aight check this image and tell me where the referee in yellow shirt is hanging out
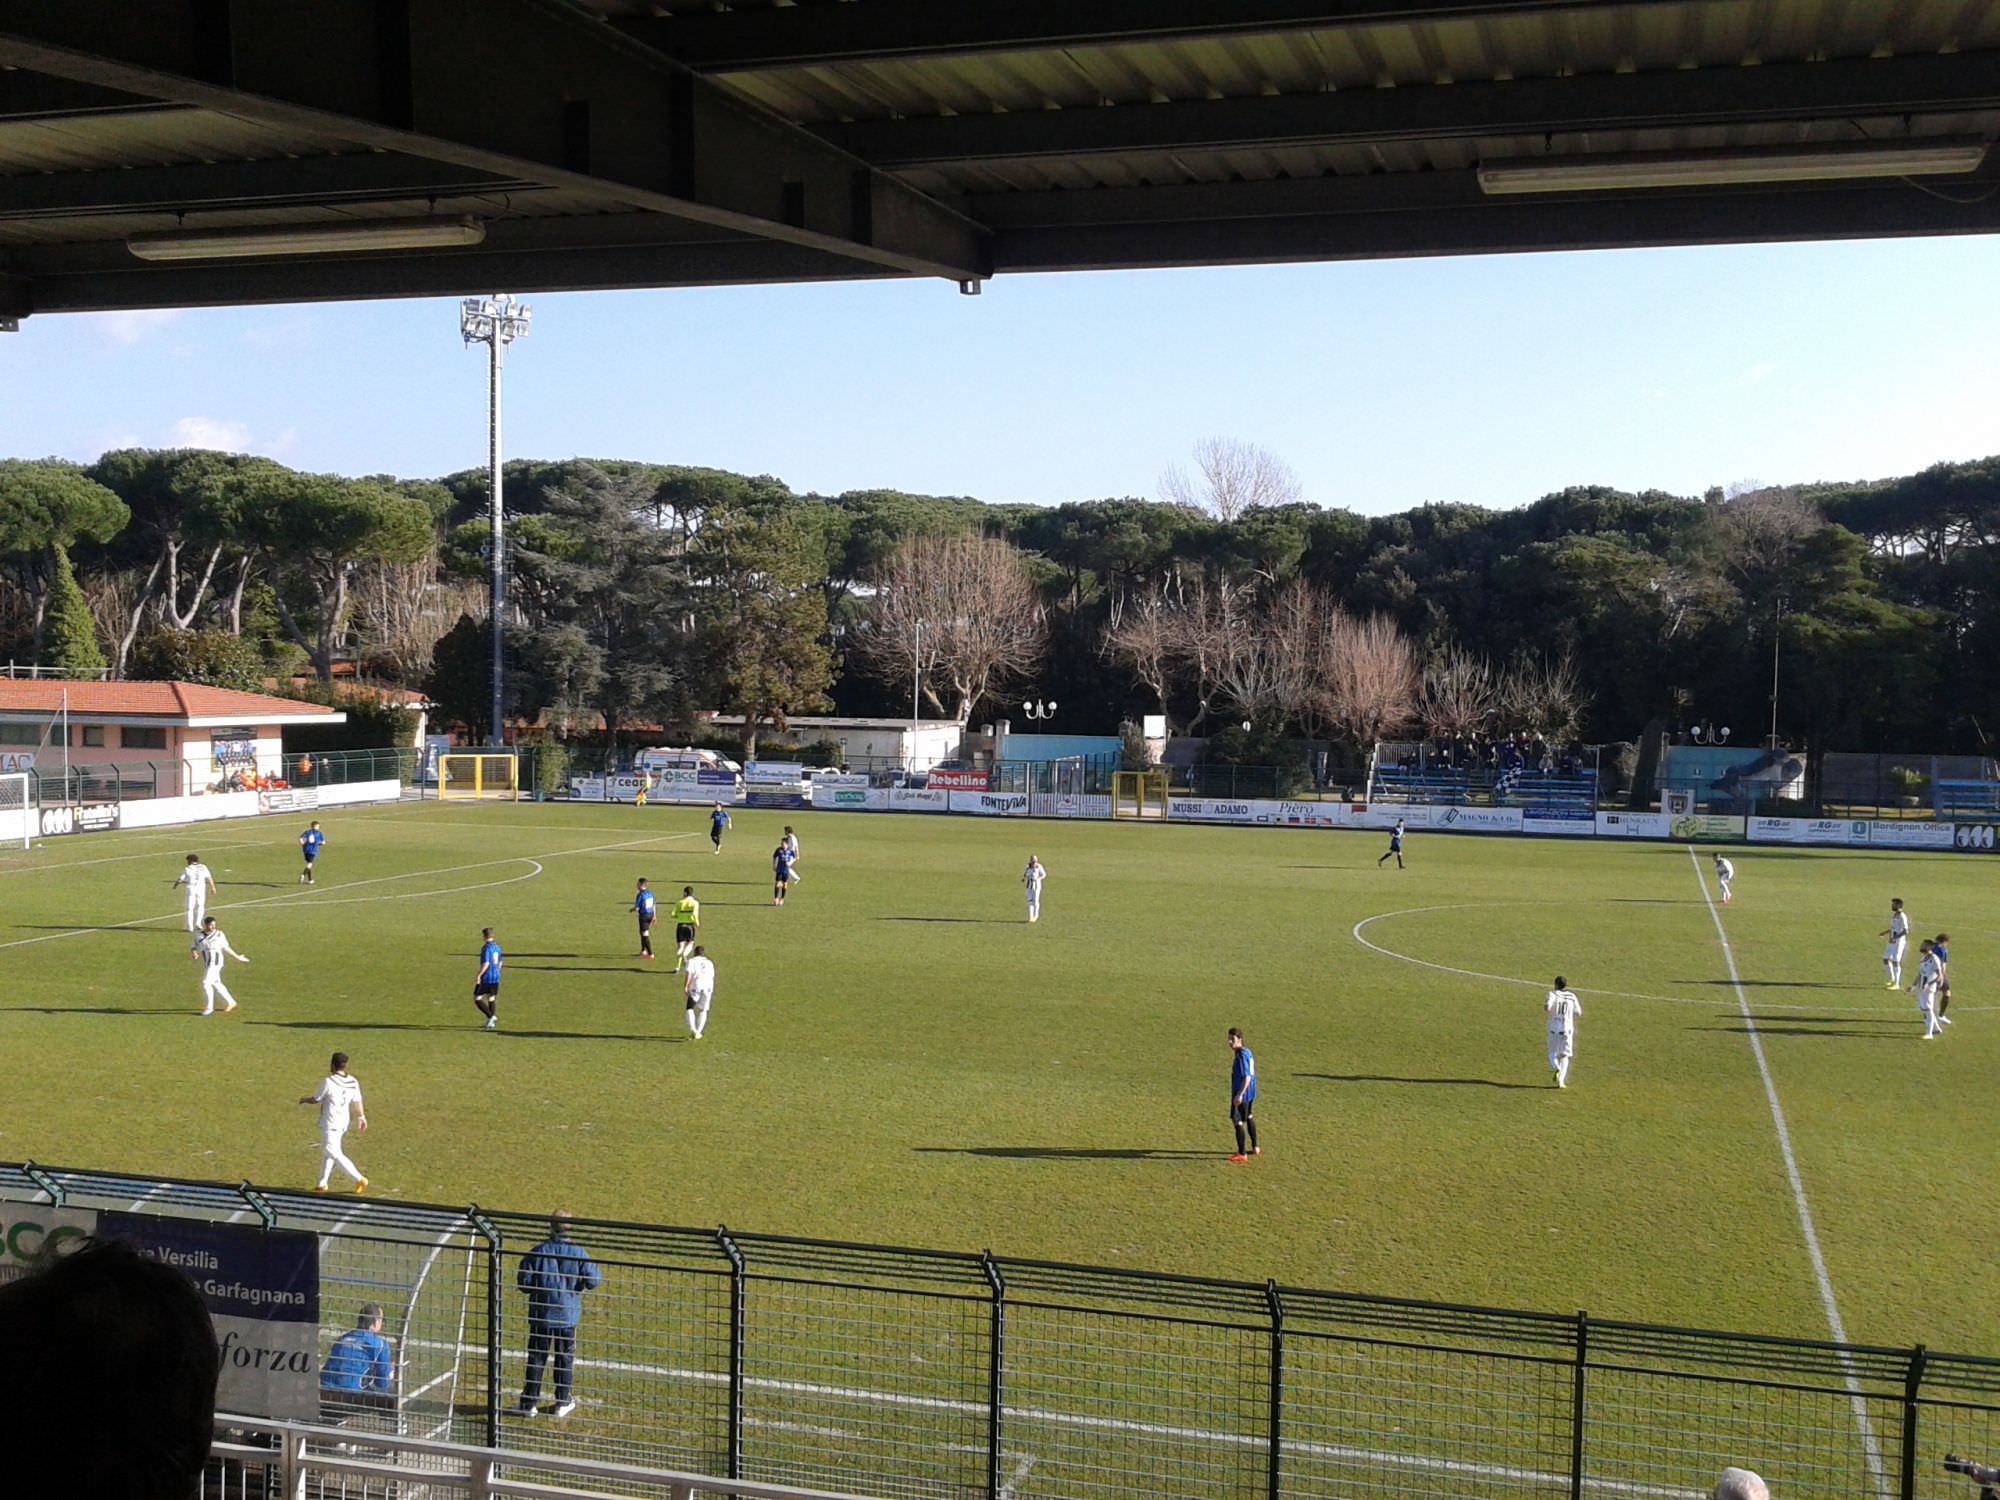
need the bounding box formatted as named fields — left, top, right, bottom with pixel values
left=671, top=886, right=700, bottom=973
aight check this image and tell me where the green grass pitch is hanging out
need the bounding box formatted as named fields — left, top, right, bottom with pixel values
left=1, top=800, right=1993, bottom=1353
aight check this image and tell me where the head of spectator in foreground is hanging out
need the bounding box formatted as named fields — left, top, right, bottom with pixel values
left=356, top=1300, right=383, bottom=1331
left=0, top=1237, right=219, bottom=1500
left=549, top=1209, right=574, bottom=1239
left=1712, top=1468, right=1770, bottom=1500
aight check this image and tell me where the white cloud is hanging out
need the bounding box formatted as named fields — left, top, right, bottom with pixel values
left=80, top=309, right=184, bottom=346
left=171, top=416, right=252, bottom=451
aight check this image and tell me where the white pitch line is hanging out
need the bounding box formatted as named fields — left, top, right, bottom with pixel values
left=399, top=1333, right=1695, bottom=1500
left=0, top=829, right=289, bottom=876
left=1351, top=902, right=1993, bottom=1013
left=0, top=830, right=697, bottom=953
left=1686, top=847, right=1885, bottom=1492
left=997, top=1452, right=1037, bottom=1500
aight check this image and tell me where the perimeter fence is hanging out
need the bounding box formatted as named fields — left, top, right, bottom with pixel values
left=5, top=1162, right=1997, bottom=1500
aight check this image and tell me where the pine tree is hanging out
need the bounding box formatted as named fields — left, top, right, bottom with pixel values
left=42, top=545, right=106, bottom=675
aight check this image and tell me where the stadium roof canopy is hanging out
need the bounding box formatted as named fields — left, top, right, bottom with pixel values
left=1, top=0, right=1997, bottom=320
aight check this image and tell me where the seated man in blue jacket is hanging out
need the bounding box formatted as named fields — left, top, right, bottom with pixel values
left=321, top=1302, right=394, bottom=1394
left=516, top=1210, right=602, bottom=1418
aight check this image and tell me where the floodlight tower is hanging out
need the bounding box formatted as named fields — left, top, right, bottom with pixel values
left=460, top=293, right=532, bottom=746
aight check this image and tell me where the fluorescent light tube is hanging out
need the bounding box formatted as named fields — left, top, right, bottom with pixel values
left=128, top=217, right=486, bottom=261
left=1477, top=142, right=1988, bottom=194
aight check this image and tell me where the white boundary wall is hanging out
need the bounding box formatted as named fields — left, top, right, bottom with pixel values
left=6, top=779, right=402, bottom=841
left=805, top=790, right=1990, bottom=853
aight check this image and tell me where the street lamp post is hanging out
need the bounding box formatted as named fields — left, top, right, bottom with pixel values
left=460, top=294, right=532, bottom=747
left=1767, top=595, right=1785, bottom=750
left=1022, top=699, right=1058, bottom=721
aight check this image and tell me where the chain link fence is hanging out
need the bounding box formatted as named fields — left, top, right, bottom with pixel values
left=6, top=1163, right=1996, bottom=1500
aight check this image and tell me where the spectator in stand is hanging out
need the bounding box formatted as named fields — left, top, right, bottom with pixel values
left=0, top=1237, right=219, bottom=1500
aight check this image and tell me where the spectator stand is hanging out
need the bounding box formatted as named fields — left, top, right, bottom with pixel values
left=1369, top=740, right=1601, bottom=811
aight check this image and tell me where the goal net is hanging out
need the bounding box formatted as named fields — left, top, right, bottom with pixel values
left=437, top=753, right=520, bottom=801
left=0, top=771, right=33, bottom=849
left=1111, top=769, right=1170, bottom=820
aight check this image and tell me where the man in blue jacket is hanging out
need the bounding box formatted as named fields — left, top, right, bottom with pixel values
left=321, top=1302, right=394, bottom=1394
left=515, top=1211, right=602, bottom=1418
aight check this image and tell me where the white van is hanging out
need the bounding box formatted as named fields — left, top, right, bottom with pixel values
left=634, top=746, right=742, bottom=777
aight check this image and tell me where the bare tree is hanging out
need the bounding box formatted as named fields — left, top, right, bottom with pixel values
left=1421, top=640, right=1498, bottom=739
left=352, top=550, right=474, bottom=685
left=82, top=568, right=149, bottom=678
left=1499, top=648, right=1589, bottom=742
left=855, top=533, right=1047, bottom=724
left=1104, top=582, right=1181, bottom=721
left=1710, top=486, right=1821, bottom=585
left=1317, top=611, right=1419, bottom=753
left=1159, top=437, right=1303, bottom=521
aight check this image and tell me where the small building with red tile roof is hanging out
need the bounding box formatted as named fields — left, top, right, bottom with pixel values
left=0, top=679, right=344, bottom=794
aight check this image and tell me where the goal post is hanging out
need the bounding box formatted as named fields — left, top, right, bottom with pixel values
left=0, top=770, right=33, bottom=849
left=1111, top=769, right=1170, bottom=820
left=437, top=753, right=520, bottom=801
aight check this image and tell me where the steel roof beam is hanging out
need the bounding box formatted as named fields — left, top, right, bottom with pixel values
left=824, top=51, right=2000, bottom=166
left=623, top=0, right=1693, bottom=72
left=0, top=0, right=989, bottom=281
left=0, top=68, right=171, bottom=119
left=0, top=153, right=532, bottom=219
left=990, top=168, right=2000, bottom=269
left=13, top=235, right=892, bottom=314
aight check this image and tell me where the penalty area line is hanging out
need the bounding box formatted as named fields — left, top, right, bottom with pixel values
left=1686, top=846, right=1884, bottom=1491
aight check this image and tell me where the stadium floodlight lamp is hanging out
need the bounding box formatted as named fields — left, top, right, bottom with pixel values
left=129, top=217, right=485, bottom=261
left=1476, top=141, right=1988, bottom=195
left=461, top=295, right=533, bottom=748
left=1023, top=699, right=1058, bottom=721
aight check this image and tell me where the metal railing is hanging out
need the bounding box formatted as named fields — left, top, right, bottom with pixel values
left=21, top=744, right=420, bottom=807
left=204, top=1413, right=891, bottom=1500
left=10, top=1161, right=1999, bottom=1500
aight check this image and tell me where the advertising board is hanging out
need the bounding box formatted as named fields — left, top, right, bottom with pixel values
left=811, top=773, right=871, bottom=788
left=211, top=728, right=258, bottom=766
left=926, top=769, right=989, bottom=792
left=1277, top=801, right=1346, bottom=827
left=1523, top=808, right=1594, bottom=837
left=1432, top=806, right=1525, bottom=833
left=819, top=787, right=878, bottom=810
left=889, top=788, right=948, bottom=812
left=257, top=788, right=320, bottom=814
left=100, top=1211, right=321, bottom=1420
left=696, top=767, right=738, bottom=786
left=1596, top=812, right=1670, bottom=838
left=1348, top=804, right=1426, bottom=829
left=1169, top=797, right=1262, bottom=824
left=949, top=790, right=1029, bottom=816
left=1865, top=820, right=1954, bottom=850
left=1670, top=812, right=1746, bottom=841
left=39, top=802, right=120, bottom=836
left=746, top=788, right=811, bottom=810
left=1953, top=823, right=2000, bottom=852
left=744, top=760, right=805, bottom=783
left=1746, top=816, right=1851, bottom=845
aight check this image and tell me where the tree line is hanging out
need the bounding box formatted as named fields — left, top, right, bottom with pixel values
left=0, top=440, right=1992, bottom=759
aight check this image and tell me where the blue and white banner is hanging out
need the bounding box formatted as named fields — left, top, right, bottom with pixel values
left=1522, top=808, right=1594, bottom=836
left=95, top=1211, right=321, bottom=1420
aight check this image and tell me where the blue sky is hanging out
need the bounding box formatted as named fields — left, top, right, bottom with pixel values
left=4, top=234, right=1996, bottom=514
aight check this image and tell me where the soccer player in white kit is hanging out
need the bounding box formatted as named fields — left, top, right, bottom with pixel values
left=1712, top=853, right=1734, bottom=904
left=174, top=853, right=217, bottom=932
left=683, top=945, right=716, bottom=1040
left=299, top=1051, right=368, bottom=1192
left=780, top=827, right=802, bottom=883
left=1881, top=898, right=1910, bottom=988
left=1545, top=976, right=1582, bottom=1088
left=1022, top=855, right=1047, bottom=922
left=1910, top=939, right=1945, bottom=1039
left=190, top=915, right=247, bottom=1015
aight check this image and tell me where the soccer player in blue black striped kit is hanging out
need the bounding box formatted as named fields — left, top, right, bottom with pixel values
left=631, top=878, right=657, bottom=960
left=298, top=821, right=325, bottom=884
left=473, top=927, right=503, bottom=1030
left=1227, top=1027, right=1261, bottom=1162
